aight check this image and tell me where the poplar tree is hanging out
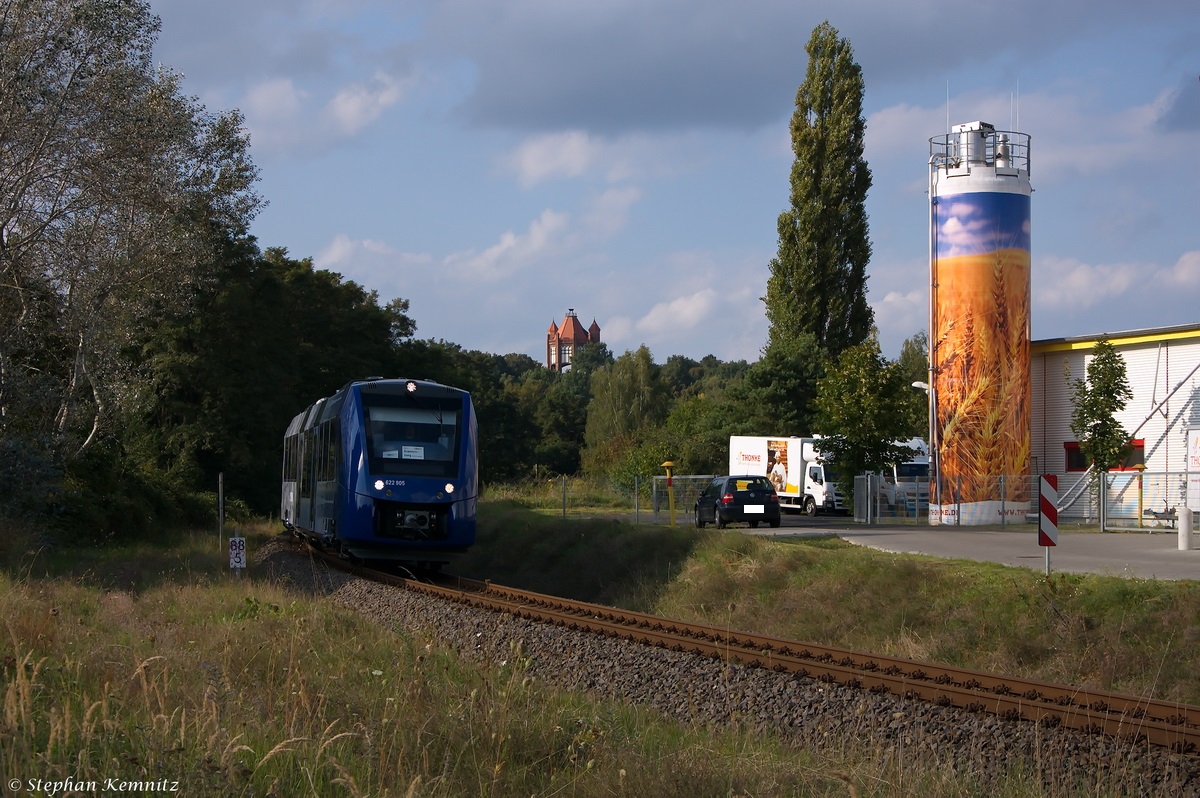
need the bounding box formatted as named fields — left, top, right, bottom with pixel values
left=764, top=21, right=873, bottom=358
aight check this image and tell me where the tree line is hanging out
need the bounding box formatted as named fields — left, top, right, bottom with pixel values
left=1, top=6, right=929, bottom=537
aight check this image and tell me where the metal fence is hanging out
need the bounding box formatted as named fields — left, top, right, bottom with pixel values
left=487, top=470, right=1198, bottom=530
left=482, top=474, right=716, bottom=524
left=853, top=471, right=1198, bottom=530
left=651, top=475, right=716, bottom=525
left=854, top=474, right=934, bottom=523
left=485, top=475, right=649, bottom=519
left=1067, top=470, right=1195, bottom=531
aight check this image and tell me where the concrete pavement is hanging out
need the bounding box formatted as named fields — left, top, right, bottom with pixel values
left=755, top=523, right=1200, bottom=581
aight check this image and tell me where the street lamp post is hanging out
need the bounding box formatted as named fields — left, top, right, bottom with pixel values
left=912, top=381, right=938, bottom=524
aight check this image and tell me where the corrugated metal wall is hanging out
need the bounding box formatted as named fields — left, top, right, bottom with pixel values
left=1031, top=330, right=1200, bottom=521
left=1032, top=328, right=1200, bottom=475
left=1033, top=333, right=1200, bottom=471
left=1031, top=347, right=1085, bottom=474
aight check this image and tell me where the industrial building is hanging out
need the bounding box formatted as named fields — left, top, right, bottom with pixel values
left=1032, top=323, right=1200, bottom=524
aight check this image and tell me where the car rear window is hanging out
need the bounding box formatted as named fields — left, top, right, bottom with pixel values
left=730, top=477, right=773, bottom=492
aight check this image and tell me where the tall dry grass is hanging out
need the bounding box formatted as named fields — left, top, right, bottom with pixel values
left=0, top=550, right=887, bottom=797
left=933, top=247, right=1031, bottom=504
left=8, top=509, right=1197, bottom=796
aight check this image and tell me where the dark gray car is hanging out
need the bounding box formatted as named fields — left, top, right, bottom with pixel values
left=695, top=475, right=781, bottom=529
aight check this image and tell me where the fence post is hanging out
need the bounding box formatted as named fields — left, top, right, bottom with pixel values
left=1136, top=465, right=1146, bottom=528
left=918, top=475, right=926, bottom=522
left=1100, top=474, right=1107, bottom=532
left=218, top=472, right=225, bottom=552
left=634, top=476, right=640, bottom=524
left=661, top=461, right=676, bottom=527
left=956, top=474, right=962, bottom=526
left=1000, top=475, right=1006, bottom=528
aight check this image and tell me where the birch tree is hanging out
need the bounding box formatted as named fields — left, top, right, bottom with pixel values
left=0, top=0, right=261, bottom=466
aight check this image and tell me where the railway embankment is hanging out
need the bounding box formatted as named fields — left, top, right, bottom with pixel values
left=6, top=505, right=1200, bottom=796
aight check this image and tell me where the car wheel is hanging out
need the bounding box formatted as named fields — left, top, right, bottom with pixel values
left=769, top=518, right=781, bottom=528
left=716, top=514, right=726, bottom=529
left=803, top=496, right=817, bottom=517
left=694, top=508, right=705, bottom=529
left=749, top=520, right=759, bottom=529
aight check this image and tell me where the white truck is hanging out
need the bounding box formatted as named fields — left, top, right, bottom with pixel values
left=880, top=438, right=930, bottom=514
left=728, top=436, right=844, bottom=516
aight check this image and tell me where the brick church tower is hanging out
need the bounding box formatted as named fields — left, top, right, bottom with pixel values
left=546, top=309, right=601, bottom=371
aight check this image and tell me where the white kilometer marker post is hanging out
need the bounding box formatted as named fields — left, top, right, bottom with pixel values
left=229, top=536, right=246, bottom=576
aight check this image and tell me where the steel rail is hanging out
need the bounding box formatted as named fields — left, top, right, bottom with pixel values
left=302, top=543, right=1200, bottom=753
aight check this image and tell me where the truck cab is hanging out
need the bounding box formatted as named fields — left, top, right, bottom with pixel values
left=880, top=443, right=930, bottom=514
left=802, top=459, right=844, bottom=516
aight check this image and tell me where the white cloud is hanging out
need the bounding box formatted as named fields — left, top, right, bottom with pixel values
left=505, top=131, right=599, bottom=186
left=240, top=71, right=409, bottom=156
left=581, top=186, right=642, bottom=239
left=599, top=315, right=636, bottom=349
left=438, top=191, right=638, bottom=284
left=241, top=78, right=308, bottom=152
left=1162, top=251, right=1200, bottom=287
left=866, top=102, right=941, bottom=163
left=872, top=289, right=928, bottom=345
left=1035, top=255, right=1145, bottom=310
left=315, top=232, right=357, bottom=267
left=316, top=233, right=400, bottom=270
left=443, top=208, right=570, bottom=280
left=619, top=282, right=764, bottom=362
left=502, top=130, right=715, bottom=189
left=635, top=288, right=721, bottom=336
left=1034, top=251, right=1200, bottom=317
left=327, top=71, right=409, bottom=136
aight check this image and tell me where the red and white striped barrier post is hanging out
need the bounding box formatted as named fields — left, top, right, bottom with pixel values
left=1039, top=475, right=1058, bottom=575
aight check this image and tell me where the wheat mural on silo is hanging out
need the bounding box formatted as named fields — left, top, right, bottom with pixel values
left=929, top=122, right=1032, bottom=525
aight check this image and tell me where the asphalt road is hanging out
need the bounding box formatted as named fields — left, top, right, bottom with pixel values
left=746, top=514, right=1200, bottom=581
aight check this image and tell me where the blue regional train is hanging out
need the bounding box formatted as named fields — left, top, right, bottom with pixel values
left=280, top=377, right=478, bottom=566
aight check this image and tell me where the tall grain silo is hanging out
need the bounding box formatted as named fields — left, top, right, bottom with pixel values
left=927, top=121, right=1032, bottom=525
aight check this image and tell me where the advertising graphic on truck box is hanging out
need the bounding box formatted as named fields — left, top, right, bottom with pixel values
left=729, top=436, right=842, bottom=516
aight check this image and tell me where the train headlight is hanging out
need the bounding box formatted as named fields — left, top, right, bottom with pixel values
left=374, top=479, right=385, bottom=491
left=444, top=482, right=455, bottom=494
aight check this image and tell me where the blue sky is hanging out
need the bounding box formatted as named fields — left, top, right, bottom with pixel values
left=148, top=0, right=1200, bottom=363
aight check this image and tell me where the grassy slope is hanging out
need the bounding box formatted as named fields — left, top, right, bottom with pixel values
left=464, top=503, right=1200, bottom=704
left=3, top=503, right=1197, bottom=796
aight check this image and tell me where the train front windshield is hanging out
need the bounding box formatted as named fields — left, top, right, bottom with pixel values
left=362, top=393, right=463, bottom=479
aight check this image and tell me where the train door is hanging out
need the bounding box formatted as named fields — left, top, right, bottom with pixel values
left=280, top=412, right=304, bottom=525
left=295, top=399, right=325, bottom=532
left=312, top=418, right=341, bottom=535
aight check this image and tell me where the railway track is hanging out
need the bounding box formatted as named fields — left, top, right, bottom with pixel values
left=306, top=543, right=1200, bottom=755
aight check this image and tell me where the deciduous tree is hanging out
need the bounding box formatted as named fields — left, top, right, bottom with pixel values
left=1069, top=339, right=1133, bottom=472
left=583, top=346, right=669, bottom=476
left=0, top=0, right=261, bottom=470
left=814, top=337, right=912, bottom=501
left=895, top=331, right=930, bottom=439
